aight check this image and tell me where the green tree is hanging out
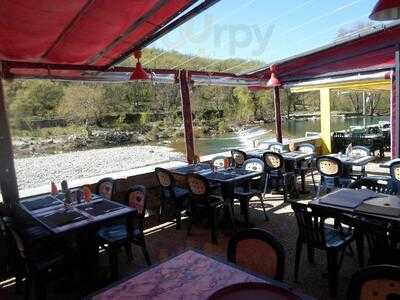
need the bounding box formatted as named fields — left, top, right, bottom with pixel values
left=9, top=80, right=64, bottom=127
left=57, top=85, right=107, bottom=132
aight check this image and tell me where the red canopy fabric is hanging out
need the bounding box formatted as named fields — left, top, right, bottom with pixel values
left=250, top=22, right=400, bottom=83
left=0, top=0, right=195, bottom=67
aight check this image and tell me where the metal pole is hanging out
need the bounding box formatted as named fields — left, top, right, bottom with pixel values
left=396, top=48, right=400, bottom=158
left=273, top=87, right=283, bottom=143
left=0, top=78, right=19, bottom=209
left=179, top=70, right=195, bottom=163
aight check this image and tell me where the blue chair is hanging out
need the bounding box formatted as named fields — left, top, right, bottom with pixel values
left=231, top=149, right=247, bottom=168
left=316, top=156, right=350, bottom=197
left=233, top=158, right=268, bottom=225
left=296, top=143, right=317, bottom=192
left=267, top=142, right=284, bottom=153
left=97, top=186, right=151, bottom=280
left=348, top=146, right=370, bottom=180
left=155, top=168, right=190, bottom=229
left=263, top=151, right=295, bottom=202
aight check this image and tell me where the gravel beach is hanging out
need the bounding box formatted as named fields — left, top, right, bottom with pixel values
left=15, top=145, right=183, bottom=190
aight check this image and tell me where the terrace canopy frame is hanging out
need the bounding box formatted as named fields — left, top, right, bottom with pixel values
left=2, top=2, right=400, bottom=209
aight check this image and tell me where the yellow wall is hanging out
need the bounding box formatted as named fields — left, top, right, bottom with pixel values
left=320, top=88, right=331, bottom=153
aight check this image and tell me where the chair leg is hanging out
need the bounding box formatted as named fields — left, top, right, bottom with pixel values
left=282, top=177, right=288, bottom=202
left=23, top=275, right=31, bottom=300
left=175, top=211, right=181, bottom=230
left=226, top=203, right=236, bottom=233
left=311, top=170, right=317, bottom=192
left=108, top=247, right=119, bottom=281
left=258, top=194, right=268, bottom=221
left=355, top=230, right=365, bottom=268
left=141, top=243, right=152, bottom=266
left=239, top=197, right=250, bottom=227
left=307, top=245, right=315, bottom=263
left=294, top=237, right=303, bottom=282
left=123, top=242, right=133, bottom=262
left=327, top=250, right=339, bottom=297
left=210, top=207, right=218, bottom=244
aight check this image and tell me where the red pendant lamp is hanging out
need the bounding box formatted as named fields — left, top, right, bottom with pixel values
left=369, top=0, right=400, bottom=21
left=267, top=64, right=281, bottom=87
left=130, top=50, right=149, bottom=80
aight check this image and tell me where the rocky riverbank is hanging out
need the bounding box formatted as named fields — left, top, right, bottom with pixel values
left=15, top=145, right=183, bottom=190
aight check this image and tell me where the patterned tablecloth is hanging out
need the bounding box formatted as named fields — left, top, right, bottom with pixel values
left=92, top=250, right=265, bottom=300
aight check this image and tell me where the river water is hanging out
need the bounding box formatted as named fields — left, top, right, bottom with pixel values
left=170, top=115, right=390, bottom=156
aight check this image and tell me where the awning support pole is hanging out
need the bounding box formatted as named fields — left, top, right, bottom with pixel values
left=320, top=88, right=332, bottom=153
left=273, top=87, right=283, bottom=143
left=179, top=70, right=195, bottom=163
left=395, top=47, right=400, bottom=158
left=0, top=78, right=19, bottom=209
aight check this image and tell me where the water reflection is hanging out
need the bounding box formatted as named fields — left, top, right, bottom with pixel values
left=170, top=115, right=390, bottom=156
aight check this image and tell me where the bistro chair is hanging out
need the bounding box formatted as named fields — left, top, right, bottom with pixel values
left=97, top=185, right=151, bottom=281
left=295, top=143, right=317, bottom=192
left=231, top=149, right=247, bottom=168
left=347, top=146, right=370, bottom=180
left=332, top=132, right=348, bottom=153
left=211, top=155, right=228, bottom=170
left=347, top=265, right=400, bottom=300
left=291, top=202, right=353, bottom=297
left=4, top=217, right=69, bottom=300
left=316, top=156, right=349, bottom=197
left=349, top=177, right=395, bottom=195
left=267, top=142, right=284, bottom=153
left=186, top=173, right=235, bottom=244
left=227, top=228, right=285, bottom=280
left=233, top=158, right=268, bottom=225
left=263, top=151, right=295, bottom=202
left=95, top=177, right=115, bottom=200
left=155, top=167, right=190, bottom=229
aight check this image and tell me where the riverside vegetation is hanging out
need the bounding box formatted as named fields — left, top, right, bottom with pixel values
left=5, top=48, right=390, bottom=158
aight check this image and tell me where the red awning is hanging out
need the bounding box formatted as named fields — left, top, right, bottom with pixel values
left=249, top=22, right=400, bottom=84
left=0, top=0, right=197, bottom=67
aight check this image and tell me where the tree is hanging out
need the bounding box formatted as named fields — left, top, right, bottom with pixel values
left=57, top=85, right=107, bottom=132
left=9, top=80, right=64, bottom=127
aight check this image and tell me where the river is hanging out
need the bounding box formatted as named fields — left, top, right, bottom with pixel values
left=169, top=115, right=390, bottom=156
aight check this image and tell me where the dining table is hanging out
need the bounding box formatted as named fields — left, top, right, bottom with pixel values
left=17, top=192, right=134, bottom=289
left=310, top=188, right=400, bottom=266
left=90, top=249, right=311, bottom=300
left=169, top=163, right=263, bottom=229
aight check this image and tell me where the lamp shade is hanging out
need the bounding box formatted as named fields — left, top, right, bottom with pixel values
left=267, top=64, right=281, bottom=87
left=369, top=0, right=400, bottom=21
left=130, top=50, right=149, bottom=80
left=130, top=61, right=148, bottom=80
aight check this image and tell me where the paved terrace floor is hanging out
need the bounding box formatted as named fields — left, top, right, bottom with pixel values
left=1, top=172, right=372, bottom=300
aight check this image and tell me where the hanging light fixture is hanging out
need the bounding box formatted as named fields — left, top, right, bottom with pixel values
left=130, top=50, right=149, bottom=80
left=267, top=64, right=281, bottom=87
left=369, top=0, right=400, bottom=21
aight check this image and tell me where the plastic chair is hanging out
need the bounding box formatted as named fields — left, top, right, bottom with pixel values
left=4, top=217, right=69, bottom=300
left=155, top=167, right=190, bottom=229
left=227, top=228, right=285, bottom=280
left=186, top=173, right=235, bottom=244
left=231, top=149, right=247, bottom=168
left=210, top=155, right=228, bottom=170
left=348, top=146, right=370, bottom=180
left=291, top=202, right=353, bottom=297
left=316, top=156, right=349, bottom=197
left=296, top=143, right=317, bottom=192
left=95, top=177, right=115, bottom=200
left=263, top=151, right=295, bottom=202
left=347, top=265, right=400, bottom=300
left=97, top=186, right=151, bottom=280
left=267, top=142, right=284, bottom=153
left=233, top=158, right=268, bottom=225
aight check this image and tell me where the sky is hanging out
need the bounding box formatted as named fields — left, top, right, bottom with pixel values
left=147, top=0, right=385, bottom=70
